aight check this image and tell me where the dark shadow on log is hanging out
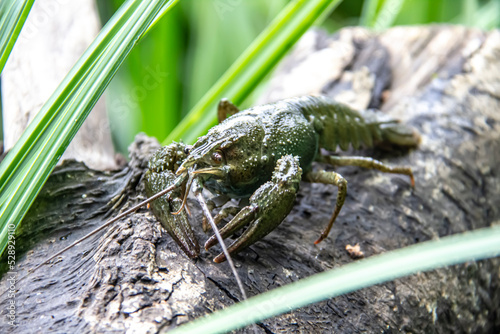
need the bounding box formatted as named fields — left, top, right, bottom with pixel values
left=1, top=26, right=500, bottom=333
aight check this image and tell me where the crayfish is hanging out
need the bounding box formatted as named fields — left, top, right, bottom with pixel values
left=144, top=95, right=419, bottom=263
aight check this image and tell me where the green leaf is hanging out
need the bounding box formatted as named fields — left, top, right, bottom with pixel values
left=0, top=0, right=34, bottom=74
left=170, top=224, right=500, bottom=333
left=453, top=0, right=500, bottom=29
left=462, top=0, right=479, bottom=27
left=181, top=0, right=287, bottom=114
left=363, top=0, right=406, bottom=30
left=103, top=2, right=184, bottom=153
left=359, top=0, right=380, bottom=26
left=164, top=0, right=343, bottom=145
left=0, top=0, right=179, bottom=256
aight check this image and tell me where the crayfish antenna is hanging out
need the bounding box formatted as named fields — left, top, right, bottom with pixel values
left=172, top=171, right=195, bottom=215
left=194, top=190, right=249, bottom=300
left=26, top=183, right=179, bottom=276
left=195, top=190, right=260, bottom=334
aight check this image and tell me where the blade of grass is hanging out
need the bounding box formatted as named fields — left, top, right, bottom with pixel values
left=452, top=0, right=500, bottom=29
left=170, top=224, right=500, bottom=334
left=0, top=0, right=178, bottom=255
left=164, top=0, right=343, bottom=145
left=0, top=0, right=34, bottom=74
left=370, top=0, right=405, bottom=31
left=359, top=0, right=380, bottom=26
left=472, top=0, right=500, bottom=29
left=103, top=2, right=184, bottom=154
left=182, top=0, right=286, bottom=113
left=462, top=0, right=479, bottom=27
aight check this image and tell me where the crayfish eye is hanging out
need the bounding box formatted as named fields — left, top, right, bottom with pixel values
left=184, top=146, right=192, bottom=155
left=211, top=151, right=224, bottom=164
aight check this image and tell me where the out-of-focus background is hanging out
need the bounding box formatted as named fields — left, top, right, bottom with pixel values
left=2, top=0, right=499, bottom=156
left=97, top=0, right=500, bottom=154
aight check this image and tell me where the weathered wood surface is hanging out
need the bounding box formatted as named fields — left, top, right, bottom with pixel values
left=1, top=0, right=117, bottom=170
left=1, top=26, right=500, bottom=333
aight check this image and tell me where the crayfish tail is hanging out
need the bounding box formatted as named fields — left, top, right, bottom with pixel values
left=380, top=122, right=421, bottom=147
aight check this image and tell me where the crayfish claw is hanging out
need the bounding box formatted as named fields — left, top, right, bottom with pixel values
left=206, top=155, right=302, bottom=262
left=145, top=144, right=200, bottom=258
left=145, top=169, right=200, bottom=258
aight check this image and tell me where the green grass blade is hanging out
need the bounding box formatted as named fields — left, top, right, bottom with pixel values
left=371, top=0, right=405, bottom=30
left=164, top=0, right=343, bottom=145
left=181, top=0, right=286, bottom=114
left=462, top=0, right=479, bottom=27
left=103, top=2, right=183, bottom=154
left=452, top=0, right=500, bottom=29
left=473, top=0, right=500, bottom=29
left=0, top=0, right=34, bottom=74
left=0, top=0, right=178, bottom=255
left=170, top=225, right=500, bottom=333
left=359, top=0, right=380, bottom=26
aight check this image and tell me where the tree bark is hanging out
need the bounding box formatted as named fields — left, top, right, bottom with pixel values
left=1, top=0, right=117, bottom=170
left=1, top=26, right=500, bottom=333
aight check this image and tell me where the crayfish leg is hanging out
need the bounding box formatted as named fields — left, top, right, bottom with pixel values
left=204, top=206, right=257, bottom=251
left=202, top=195, right=234, bottom=231
left=205, top=206, right=242, bottom=232
left=304, top=170, right=347, bottom=244
left=318, top=155, right=415, bottom=187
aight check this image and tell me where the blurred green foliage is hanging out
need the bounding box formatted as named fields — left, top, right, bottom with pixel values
left=97, top=0, right=499, bottom=154
left=97, top=0, right=287, bottom=153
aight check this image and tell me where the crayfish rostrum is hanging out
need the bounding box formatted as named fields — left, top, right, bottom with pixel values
left=144, top=96, right=419, bottom=263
